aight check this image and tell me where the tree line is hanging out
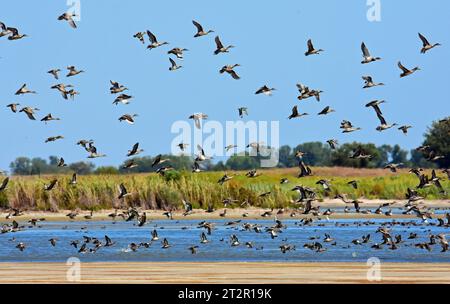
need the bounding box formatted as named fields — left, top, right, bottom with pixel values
left=7, top=118, right=449, bottom=175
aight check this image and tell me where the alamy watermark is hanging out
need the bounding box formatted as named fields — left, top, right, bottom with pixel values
left=366, top=257, right=382, bottom=281
left=367, top=0, right=381, bottom=22
left=66, top=257, right=81, bottom=282
left=171, top=120, right=280, bottom=168
left=67, top=0, right=81, bottom=21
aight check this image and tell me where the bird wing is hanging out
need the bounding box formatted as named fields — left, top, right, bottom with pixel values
left=131, top=142, right=139, bottom=153
left=147, top=30, right=157, bottom=43
left=0, top=177, right=9, bottom=190
left=152, top=155, right=161, bottom=167
left=194, top=117, right=201, bottom=129
left=307, top=39, right=314, bottom=52
left=26, top=111, right=36, bottom=120
left=319, top=106, right=329, bottom=114
left=292, top=105, right=299, bottom=116
left=68, top=18, right=77, bottom=29
left=376, top=112, right=387, bottom=125
left=169, top=57, right=176, bottom=67
left=192, top=20, right=204, bottom=32
left=362, top=75, right=373, bottom=83
left=398, top=61, right=409, bottom=73
left=119, top=183, right=127, bottom=195
left=372, top=104, right=383, bottom=116
left=215, top=36, right=224, bottom=49
left=418, top=33, right=430, bottom=46
left=361, top=42, right=370, bottom=57
left=7, top=27, right=18, bottom=35
left=229, top=70, right=240, bottom=80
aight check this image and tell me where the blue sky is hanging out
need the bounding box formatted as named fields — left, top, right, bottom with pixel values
left=1, top=0, right=449, bottom=170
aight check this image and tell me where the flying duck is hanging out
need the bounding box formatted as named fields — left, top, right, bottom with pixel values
left=168, top=47, right=188, bottom=59
left=118, top=114, right=138, bottom=124
left=217, top=173, right=233, bottom=185
left=340, top=120, right=361, bottom=133
left=45, top=136, right=64, bottom=143
left=418, top=33, right=441, bottom=54
left=398, top=61, right=420, bottom=78
left=151, top=154, right=170, bottom=167
left=361, top=42, right=381, bottom=64
left=178, top=142, right=189, bottom=151
left=58, top=12, right=77, bottom=28
left=326, top=139, right=338, bottom=150
left=66, top=66, right=84, bottom=77
left=224, top=144, right=237, bottom=152
left=40, top=113, right=60, bottom=123
left=398, top=125, right=412, bottom=135
left=189, top=246, right=199, bottom=254
left=214, top=36, right=234, bottom=55
left=127, top=142, right=144, bottom=157
left=305, top=39, right=324, bottom=56
left=192, top=20, right=214, bottom=37
left=6, top=103, right=19, bottom=113
left=288, top=105, right=308, bottom=119
left=44, top=179, right=58, bottom=191
left=133, top=32, right=146, bottom=44
left=48, top=69, right=61, bottom=80
left=195, top=145, right=212, bottom=162
left=57, top=157, right=67, bottom=167
left=146, top=31, right=169, bottom=50
left=317, top=106, right=335, bottom=115
left=220, top=64, right=241, bottom=79
left=191, top=161, right=202, bottom=173
left=161, top=238, right=171, bottom=249
left=238, top=107, right=248, bottom=118
left=118, top=183, right=131, bottom=199
left=384, top=163, right=403, bottom=173
left=189, top=113, right=208, bottom=129
left=255, top=85, right=275, bottom=96
left=69, top=173, right=77, bottom=185
left=169, top=57, right=182, bottom=71
left=51, top=83, right=74, bottom=99
left=122, top=160, right=138, bottom=170
left=7, top=27, right=27, bottom=40
left=15, top=84, right=36, bottom=95
left=110, top=80, right=128, bottom=94
left=298, top=161, right=312, bottom=177
left=113, top=94, right=133, bottom=105
left=362, top=76, right=384, bottom=89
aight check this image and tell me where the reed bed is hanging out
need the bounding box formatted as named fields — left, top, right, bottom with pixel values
left=0, top=167, right=447, bottom=212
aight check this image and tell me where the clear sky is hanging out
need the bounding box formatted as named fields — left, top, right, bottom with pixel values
left=1, top=0, right=449, bottom=170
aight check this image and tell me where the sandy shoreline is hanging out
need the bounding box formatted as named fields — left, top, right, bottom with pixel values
left=0, top=262, right=449, bottom=284
left=1, top=199, right=448, bottom=221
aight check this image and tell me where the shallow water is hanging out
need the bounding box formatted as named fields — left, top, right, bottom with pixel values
left=0, top=218, right=449, bottom=263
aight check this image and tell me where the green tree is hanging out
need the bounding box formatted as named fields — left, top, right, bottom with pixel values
left=95, top=166, right=120, bottom=175
left=331, top=142, right=385, bottom=168
left=293, top=142, right=332, bottom=166
left=10, top=157, right=32, bottom=175
left=225, top=153, right=260, bottom=170
left=69, top=162, right=95, bottom=175
left=277, top=145, right=296, bottom=167
left=421, top=118, right=450, bottom=168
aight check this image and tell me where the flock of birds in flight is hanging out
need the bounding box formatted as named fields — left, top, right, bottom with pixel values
left=0, top=12, right=449, bottom=255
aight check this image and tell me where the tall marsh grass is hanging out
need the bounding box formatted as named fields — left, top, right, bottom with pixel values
left=1, top=167, right=447, bottom=211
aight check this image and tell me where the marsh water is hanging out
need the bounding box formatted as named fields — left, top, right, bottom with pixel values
left=1, top=215, right=449, bottom=263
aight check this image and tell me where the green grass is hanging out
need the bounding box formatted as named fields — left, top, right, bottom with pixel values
left=1, top=168, right=448, bottom=211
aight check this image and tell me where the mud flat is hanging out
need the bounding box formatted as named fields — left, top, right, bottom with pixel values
left=0, top=262, right=449, bottom=284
